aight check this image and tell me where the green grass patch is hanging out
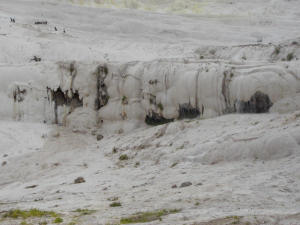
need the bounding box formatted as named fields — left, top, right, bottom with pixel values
left=120, top=209, right=180, bottom=224
left=119, top=154, right=129, bottom=161
left=73, top=208, right=96, bottom=216
left=274, top=46, right=280, bottom=55
left=3, top=209, right=58, bottom=219
left=170, top=162, right=178, bottom=168
left=287, top=52, right=294, bottom=61
left=122, top=96, right=128, bottom=105
left=53, top=217, right=63, bottom=223
left=110, top=202, right=122, bottom=207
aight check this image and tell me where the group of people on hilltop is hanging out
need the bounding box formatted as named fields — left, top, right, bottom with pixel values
left=9, top=17, right=66, bottom=33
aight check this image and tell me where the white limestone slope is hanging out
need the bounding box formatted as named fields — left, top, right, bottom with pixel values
left=0, top=113, right=300, bottom=224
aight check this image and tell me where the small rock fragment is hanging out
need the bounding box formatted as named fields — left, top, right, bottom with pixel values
left=25, top=185, right=38, bottom=189
left=96, top=134, right=103, bottom=141
left=2, top=161, right=7, bottom=166
left=172, top=184, right=177, bottom=189
left=112, top=147, right=118, bottom=154
left=180, top=182, right=192, bottom=188
left=72, top=129, right=87, bottom=134
left=74, top=177, right=85, bottom=184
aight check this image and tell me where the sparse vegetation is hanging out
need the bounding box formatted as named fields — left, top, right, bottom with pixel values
left=74, top=209, right=96, bottom=216
left=120, top=209, right=180, bottom=224
left=107, top=196, right=119, bottom=201
left=122, top=96, right=128, bottom=105
left=3, top=209, right=58, bottom=219
left=226, top=216, right=242, bottom=224
left=157, top=103, right=164, bottom=111
left=170, top=162, right=178, bottom=168
left=274, top=46, right=281, bottom=55
left=109, top=202, right=122, bottom=207
left=149, top=95, right=156, bottom=105
left=112, top=147, right=118, bottom=154
left=53, top=217, right=63, bottom=223
left=287, top=52, right=294, bottom=61
left=119, top=154, right=129, bottom=160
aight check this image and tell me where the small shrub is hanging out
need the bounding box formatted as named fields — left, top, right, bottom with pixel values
left=157, top=103, right=164, bottom=111
left=170, top=162, right=178, bottom=168
left=122, top=96, right=128, bottom=105
left=112, top=147, right=118, bottom=154
left=53, top=217, right=63, bottom=223
left=119, top=154, right=129, bottom=161
left=287, top=53, right=294, bottom=61
left=110, top=202, right=122, bottom=207
left=274, top=46, right=280, bottom=55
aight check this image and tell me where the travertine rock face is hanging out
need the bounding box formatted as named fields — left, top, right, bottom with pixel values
left=2, top=40, right=300, bottom=129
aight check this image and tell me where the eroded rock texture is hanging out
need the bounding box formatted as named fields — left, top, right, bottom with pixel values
left=48, top=87, right=83, bottom=124
left=237, top=91, right=273, bottom=113
left=95, top=65, right=109, bottom=110
left=145, top=111, right=174, bottom=126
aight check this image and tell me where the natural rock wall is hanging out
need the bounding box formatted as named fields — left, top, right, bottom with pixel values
left=3, top=41, right=300, bottom=131
left=45, top=58, right=300, bottom=131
